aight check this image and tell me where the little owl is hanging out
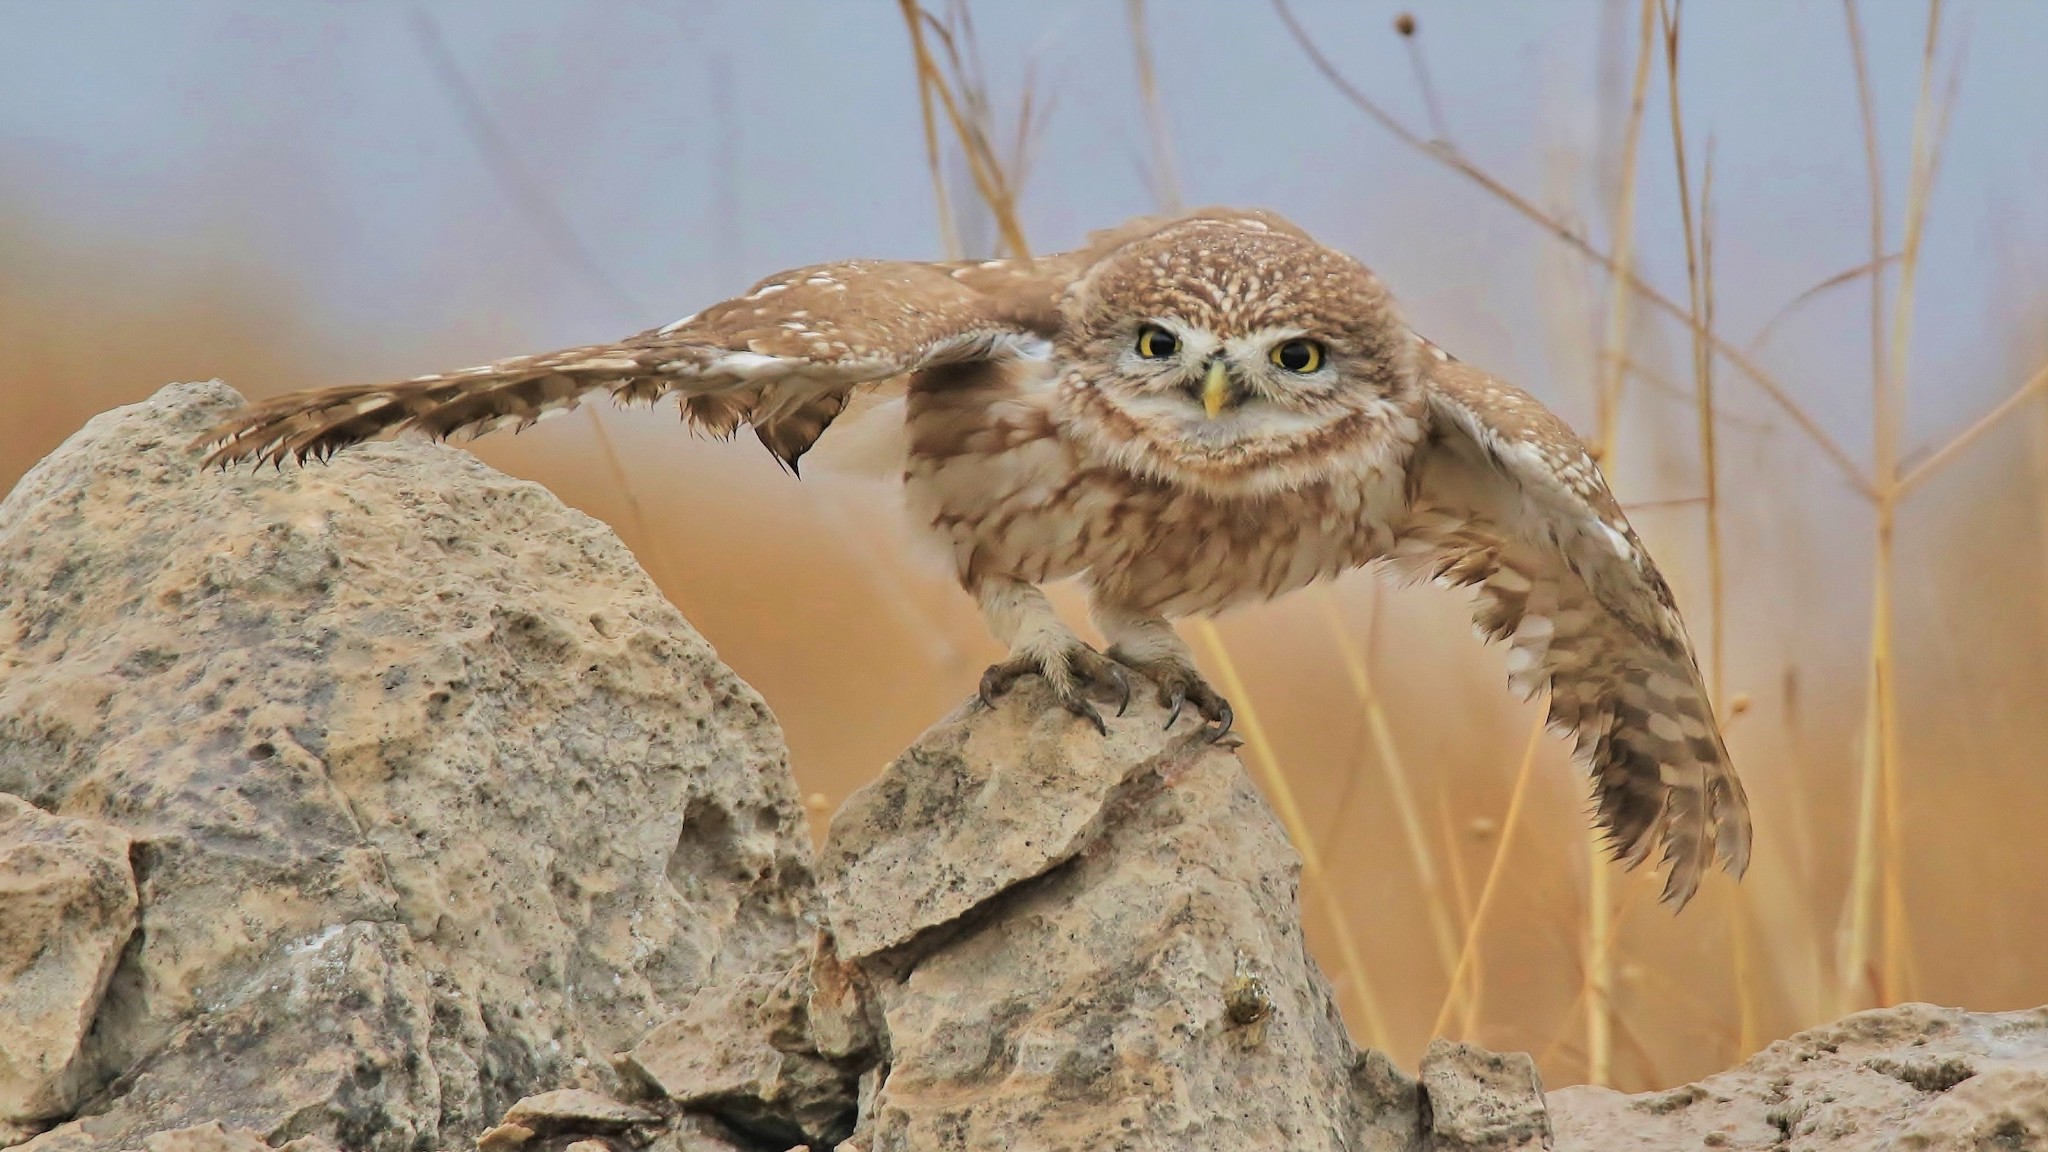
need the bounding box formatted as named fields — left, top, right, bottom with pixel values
left=202, top=207, right=1751, bottom=907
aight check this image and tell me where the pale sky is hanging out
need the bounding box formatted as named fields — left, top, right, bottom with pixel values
left=3, top=0, right=2043, bottom=461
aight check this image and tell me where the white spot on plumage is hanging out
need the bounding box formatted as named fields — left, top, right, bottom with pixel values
left=708, top=351, right=793, bottom=379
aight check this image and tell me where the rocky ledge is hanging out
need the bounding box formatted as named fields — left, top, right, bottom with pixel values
left=0, top=384, right=2041, bottom=1152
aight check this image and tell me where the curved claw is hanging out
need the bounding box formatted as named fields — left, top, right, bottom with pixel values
left=1203, top=700, right=1235, bottom=743
left=977, top=646, right=1126, bottom=735
left=1163, top=689, right=1186, bottom=731
left=1063, top=695, right=1109, bottom=736
left=977, top=659, right=1026, bottom=708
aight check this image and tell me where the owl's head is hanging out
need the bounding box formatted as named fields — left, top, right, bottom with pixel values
left=1054, top=210, right=1426, bottom=498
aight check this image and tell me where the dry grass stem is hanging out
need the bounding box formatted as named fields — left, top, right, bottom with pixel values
left=1590, top=0, right=1657, bottom=467
left=1192, top=619, right=1393, bottom=1051
left=1271, top=0, right=1873, bottom=496
left=1579, top=0, right=1658, bottom=1084
left=1125, top=0, right=1183, bottom=212
left=1431, top=713, right=1549, bottom=1042
left=1395, top=11, right=1454, bottom=147
left=1745, top=254, right=1901, bottom=355
left=899, top=0, right=962, bottom=258
left=1840, top=0, right=1945, bottom=1015
left=1316, top=590, right=1466, bottom=1006
left=1897, top=361, right=2048, bottom=495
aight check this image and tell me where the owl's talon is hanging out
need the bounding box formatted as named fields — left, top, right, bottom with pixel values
left=1109, top=649, right=1233, bottom=740
left=1163, top=691, right=1186, bottom=731
left=1065, top=696, right=1109, bottom=735
left=1203, top=699, right=1236, bottom=744
left=978, top=644, right=1131, bottom=733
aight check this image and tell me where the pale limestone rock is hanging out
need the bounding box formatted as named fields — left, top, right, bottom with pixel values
left=0, top=383, right=826, bottom=1150
left=817, top=690, right=1422, bottom=1152
left=501, top=1089, right=660, bottom=1134
left=621, top=965, right=856, bottom=1147
left=137, top=1124, right=272, bottom=1152
left=474, top=1123, right=535, bottom=1152
left=1547, top=1002, right=2048, bottom=1151
left=0, top=798, right=136, bottom=1128
left=1420, top=1039, right=1551, bottom=1150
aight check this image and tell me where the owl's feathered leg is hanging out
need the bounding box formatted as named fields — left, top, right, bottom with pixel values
left=973, top=577, right=1131, bottom=733
left=1092, top=602, right=1234, bottom=742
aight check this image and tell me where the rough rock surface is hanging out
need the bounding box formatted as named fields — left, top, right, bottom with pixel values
left=6, top=382, right=2046, bottom=1152
left=1420, top=1040, right=1550, bottom=1151
left=814, top=693, right=1422, bottom=1152
left=0, top=383, right=833, bottom=1150
left=1548, top=1002, right=2048, bottom=1151
left=0, top=797, right=138, bottom=1125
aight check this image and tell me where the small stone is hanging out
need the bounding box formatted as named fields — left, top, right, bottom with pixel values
left=474, top=1123, right=534, bottom=1152
left=1420, top=1039, right=1552, bottom=1151
left=502, top=1089, right=660, bottom=1134
left=138, top=1124, right=273, bottom=1152
left=0, top=797, right=136, bottom=1127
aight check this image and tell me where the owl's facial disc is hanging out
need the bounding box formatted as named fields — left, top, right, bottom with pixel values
left=1107, top=318, right=1350, bottom=444
left=1057, top=215, right=1426, bottom=495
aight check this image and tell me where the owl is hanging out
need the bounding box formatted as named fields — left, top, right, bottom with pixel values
left=201, top=207, right=1750, bottom=907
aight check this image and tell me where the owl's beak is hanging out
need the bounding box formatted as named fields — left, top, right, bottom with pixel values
left=1200, top=359, right=1232, bottom=419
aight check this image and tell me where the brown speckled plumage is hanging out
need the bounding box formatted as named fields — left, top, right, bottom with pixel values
left=200, top=207, right=1750, bottom=908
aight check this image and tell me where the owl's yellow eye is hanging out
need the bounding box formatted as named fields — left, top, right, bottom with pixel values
left=1270, top=339, right=1325, bottom=373
left=1136, top=325, right=1180, bottom=359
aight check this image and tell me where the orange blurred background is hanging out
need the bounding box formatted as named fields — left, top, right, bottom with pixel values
left=4, top=0, right=2046, bottom=1093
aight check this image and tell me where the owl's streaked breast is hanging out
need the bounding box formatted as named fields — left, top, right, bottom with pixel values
left=902, top=358, right=1413, bottom=615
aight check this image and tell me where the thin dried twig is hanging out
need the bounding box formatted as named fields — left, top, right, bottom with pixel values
left=1591, top=0, right=1657, bottom=468
left=1896, top=361, right=2048, bottom=495
left=902, top=4, right=1033, bottom=260
left=1270, top=0, right=1874, bottom=497
left=1125, top=0, right=1183, bottom=212
left=1580, top=0, right=1657, bottom=1085
left=899, top=0, right=962, bottom=258
left=1430, top=713, right=1548, bottom=1042
left=1317, top=590, right=1465, bottom=1008
left=1745, top=255, right=1902, bottom=355
left=1841, top=0, right=1945, bottom=1015
left=1193, top=620, right=1394, bottom=1050
left=1394, top=10, right=1454, bottom=147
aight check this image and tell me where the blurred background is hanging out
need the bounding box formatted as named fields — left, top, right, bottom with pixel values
left=5, top=0, right=2045, bottom=1094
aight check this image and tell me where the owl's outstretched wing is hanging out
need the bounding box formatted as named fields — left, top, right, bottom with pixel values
left=199, top=256, right=1075, bottom=472
left=1391, top=350, right=1750, bottom=908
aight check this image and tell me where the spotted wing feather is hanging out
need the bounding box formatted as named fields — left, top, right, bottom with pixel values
left=199, top=258, right=1071, bottom=472
left=1393, top=352, right=1751, bottom=908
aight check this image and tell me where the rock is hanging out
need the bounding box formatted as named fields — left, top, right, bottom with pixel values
left=0, top=383, right=826, bottom=1150
left=636, top=1114, right=770, bottom=1152
left=474, top=1123, right=536, bottom=1152
left=0, top=798, right=137, bottom=1128
left=816, top=690, right=1421, bottom=1152
left=1547, top=1002, right=2048, bottom=1151
left=137, top=1124, right=272, bottom=1152
left=501, top=1089, right=661, bottom=1134
left=1420, top=1039, right=1551, bottom=1150
left=621, top=965, right=856, bottom=1147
